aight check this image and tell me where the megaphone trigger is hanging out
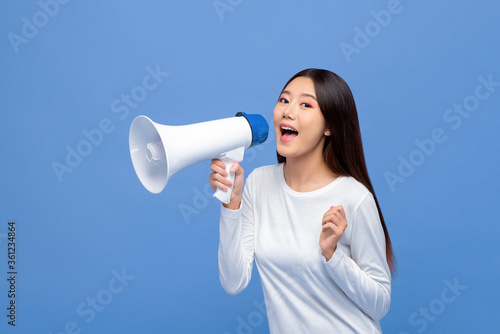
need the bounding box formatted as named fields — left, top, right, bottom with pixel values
left=213, top=147, right=245, bottom=204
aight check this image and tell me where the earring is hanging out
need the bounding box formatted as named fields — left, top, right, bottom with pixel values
left=325, top=130, right=330, bottom=135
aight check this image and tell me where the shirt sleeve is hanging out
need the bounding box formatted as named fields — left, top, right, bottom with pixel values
left=218, top=174, right=255, bottom=295
left=323, top=193, right=392, bottom=320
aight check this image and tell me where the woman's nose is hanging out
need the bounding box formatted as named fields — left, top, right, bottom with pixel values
left=282, top=104, right=295, bottom=119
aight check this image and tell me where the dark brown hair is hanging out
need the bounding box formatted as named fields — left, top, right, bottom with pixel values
left=277, top=68, right=395, bottom=275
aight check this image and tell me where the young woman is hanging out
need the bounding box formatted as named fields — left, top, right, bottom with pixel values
left=209, top=69, right=395, bottom=333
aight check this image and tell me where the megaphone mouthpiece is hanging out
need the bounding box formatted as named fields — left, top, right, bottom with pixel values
left=235, top=112, right=269, bottom=147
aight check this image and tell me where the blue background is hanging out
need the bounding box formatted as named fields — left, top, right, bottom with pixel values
left=1, top=1, right=499, bottom=333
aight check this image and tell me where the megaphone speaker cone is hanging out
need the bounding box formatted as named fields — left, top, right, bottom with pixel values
left=129, top=116, right=169, bottom=194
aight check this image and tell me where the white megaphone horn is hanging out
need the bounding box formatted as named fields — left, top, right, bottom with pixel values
left=129, top=112, right=269, bottom=204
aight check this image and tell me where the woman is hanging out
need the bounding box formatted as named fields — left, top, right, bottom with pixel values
left=209, top=69, right=395, bottom=333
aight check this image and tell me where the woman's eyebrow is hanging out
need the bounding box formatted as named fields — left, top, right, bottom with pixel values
left=282, top=90, right=317, bottom=101
left=302, top=93, right=317, bottom=101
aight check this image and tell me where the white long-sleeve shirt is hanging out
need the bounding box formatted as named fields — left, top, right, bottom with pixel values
left=218, top=163, right=391, bottom=333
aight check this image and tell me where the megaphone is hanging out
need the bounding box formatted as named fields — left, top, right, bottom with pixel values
left=129, top=112, right=268, bottom=203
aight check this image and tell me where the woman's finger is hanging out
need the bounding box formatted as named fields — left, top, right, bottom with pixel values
left=210, top=160, right=228, bottom=176
left=321, top=222, right=342, bottom=238
left=322, top=211, right=340, bottom=225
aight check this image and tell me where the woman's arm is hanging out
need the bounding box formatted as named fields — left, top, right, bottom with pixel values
left=322, top=194, right=392, bottom=320
left=211, top=160, right=255, bottom=295
left=218, top=196, right=255, bottom=294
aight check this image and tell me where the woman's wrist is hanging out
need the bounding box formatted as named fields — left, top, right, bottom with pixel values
left=322, top=245, right=337, bottom=262
left=222, top=196, right=242, bottom=210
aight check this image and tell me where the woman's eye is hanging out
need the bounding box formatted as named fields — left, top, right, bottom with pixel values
left=301, top=102, right=312, bottom=108
left=278, top=97, right=289, bottom=104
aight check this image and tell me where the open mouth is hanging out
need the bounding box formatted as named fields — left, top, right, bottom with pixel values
left=280, top=124, right=298, bottom=142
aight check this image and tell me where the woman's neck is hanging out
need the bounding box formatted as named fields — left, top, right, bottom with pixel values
left=283, top=155, right=338, bottom=192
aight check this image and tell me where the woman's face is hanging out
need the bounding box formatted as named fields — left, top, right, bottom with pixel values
left=273, top=76, right=329, bottom=161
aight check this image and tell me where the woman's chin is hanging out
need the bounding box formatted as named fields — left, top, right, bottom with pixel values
left=276, top=146, right=292, bottom=159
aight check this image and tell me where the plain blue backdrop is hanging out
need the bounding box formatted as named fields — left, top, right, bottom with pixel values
left=1, top=1, right=499, bottom=333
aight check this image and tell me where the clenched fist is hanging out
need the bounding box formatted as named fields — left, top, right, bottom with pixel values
left=319, top=205, right=347, bottom=262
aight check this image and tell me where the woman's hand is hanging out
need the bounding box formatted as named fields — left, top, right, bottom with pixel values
left=209, top=159, right=245, bottom=210
left=319, top=205, right=347, bottom=262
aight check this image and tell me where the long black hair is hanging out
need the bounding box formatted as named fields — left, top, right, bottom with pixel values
left=277, top=69, right=395, bottom=274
